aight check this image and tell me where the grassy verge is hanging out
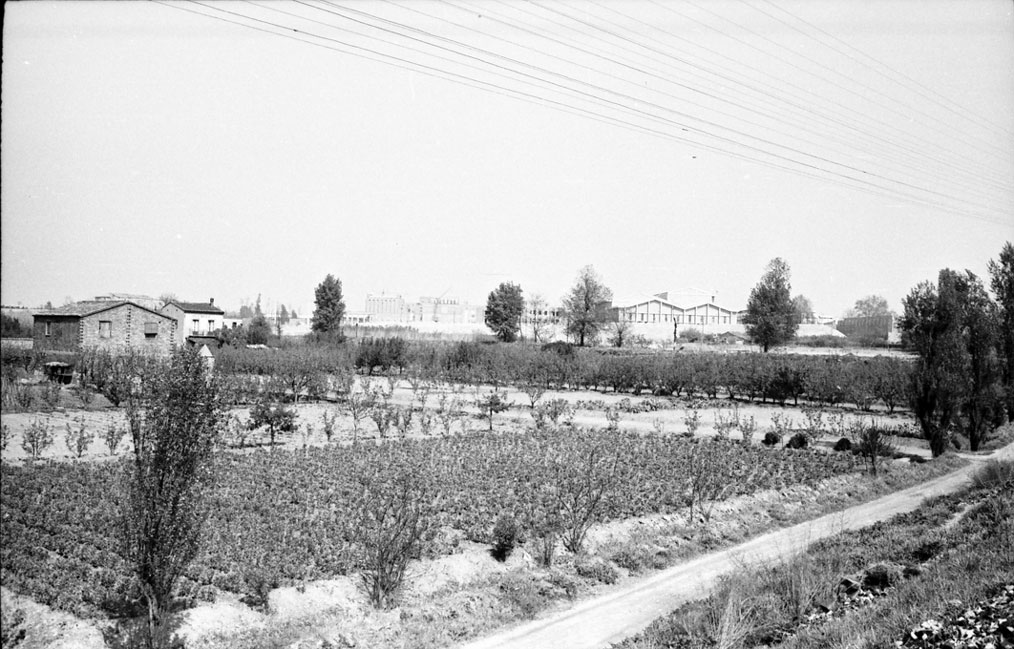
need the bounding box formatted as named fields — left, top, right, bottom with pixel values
left=593, top=453, right=967, bottom=580
left=614, top=459, right=1014, bottom=649
left=398, top=453, right=970, bottom=649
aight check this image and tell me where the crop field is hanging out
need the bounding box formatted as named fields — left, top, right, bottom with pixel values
left=2, top=340, right=976, bottom=648
left=0, top=428, right=861, bottom=619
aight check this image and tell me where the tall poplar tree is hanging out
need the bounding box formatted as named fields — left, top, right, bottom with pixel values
left=988, top=241, right=1014, bottom=419
left=123, top=348, right=223, bottom=647
left=311, top=274, right=346, bottom=335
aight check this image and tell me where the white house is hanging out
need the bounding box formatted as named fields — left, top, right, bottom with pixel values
left=160, top=299, right=225, bottom=340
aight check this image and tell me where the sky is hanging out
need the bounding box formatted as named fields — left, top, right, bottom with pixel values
left=2, top=0, right=1012, bottom=319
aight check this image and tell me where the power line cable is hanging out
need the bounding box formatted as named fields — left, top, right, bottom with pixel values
left=516, top=0, right=1011, bottom=212
left=488, top=0, right=1005, bottom=197
left=644, top=0, right=1014, bottom=190
left=585, top=0, right=1013, bottom=195
left=685, top=0, right=1012, bottom=164
left=323, top=0, right=1005, bottom=207
left=149, top=0, right=1012, bottom=226
left=749, top=0, right=1014, bottom=145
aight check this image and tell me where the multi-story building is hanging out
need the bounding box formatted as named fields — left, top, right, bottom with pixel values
left=160, top=299, right=225, bottom=343
left=413, top=296, right=481, bottom=324
left=365, top=294, right=412, bottom=322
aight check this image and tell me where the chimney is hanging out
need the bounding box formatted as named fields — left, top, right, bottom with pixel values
left=210, top=298, right=214, bottom=306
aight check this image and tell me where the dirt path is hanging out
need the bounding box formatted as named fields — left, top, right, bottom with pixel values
left=458, top=442, right=1014, bottom=649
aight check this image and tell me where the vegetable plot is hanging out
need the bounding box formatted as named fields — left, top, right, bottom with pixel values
left=1, top=430, right=860, bottom=618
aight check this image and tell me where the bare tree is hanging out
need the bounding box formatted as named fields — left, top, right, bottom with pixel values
left=687, top=439, right=733, bottom=523
left=562, top=266, right=613, bottom=346
left=527, top=293, right=554, bottom=343
left=554, top=441, right=620, bottom=553
left=608, top=318, right=634, bottom=348
left=348, top=466, right=435, bottom=608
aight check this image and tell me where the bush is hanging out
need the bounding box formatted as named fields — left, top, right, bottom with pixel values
left=541, top=341, right=575, bottom=356
left=739, top=415, right=758, bottom=446
left=547, top=569, right=580, bottom=599
left=575, top=555, right=619, bottom=585
left=532, top=398, right=573, bottom=432
left=861, top=561, right=904, bottom=590
left=354, top=337, right=407, bottom=375
left=762, top=431, right=782, bottom=447
left=971, top=459, right=1014, bottom=490
left=0, top=605, right=27, bottom=648
left=491, top=513, right=520, bottom=562
left=499, top=571, right=549, bottom=619
left=785, top=433, right=809, bottom=449
left=679, top=328, right=703, bottom=343
left=64, top=418, right=94, bottom=458
left=608, top=542, right=669, bottom=575
left=241, top=564, right=280, bottom=611
left=21, top=418, right=54, bottom=459
left=833, top=437, right=853, bottom=452
left=848, top=419, right=897, bottom=476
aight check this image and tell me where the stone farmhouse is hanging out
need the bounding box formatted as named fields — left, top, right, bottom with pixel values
left=33, top=300, right=178, bottom=355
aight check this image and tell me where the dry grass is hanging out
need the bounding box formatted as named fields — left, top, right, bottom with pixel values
left=617, top=459, right=1014, bottom=649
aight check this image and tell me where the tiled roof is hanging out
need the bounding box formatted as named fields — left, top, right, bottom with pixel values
left=33, top=300, right=175, bottom=319
left=33, top=301, right=127, bottom=317
left=168, top=302, right=225, bottom=315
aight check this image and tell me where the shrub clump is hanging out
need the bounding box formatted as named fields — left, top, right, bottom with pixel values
left=861, top=561, right=904, bottom=590
left=786, top=432, right=809, bottom=449
left=575, top=555, right=620, bottom=585
left=833, top=437, right=853, bottom=452
left=498, top=571, right=550, bottom=619
left=762, top=431, right=782, bottom=447
left=491, top=513, right=521, bottom=562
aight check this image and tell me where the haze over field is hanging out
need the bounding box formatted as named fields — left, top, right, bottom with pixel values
left=2, top=1, right=1011, bottom=317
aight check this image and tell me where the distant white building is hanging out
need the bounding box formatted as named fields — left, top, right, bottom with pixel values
left=365, top=293, right=413, bottom=322
left=413, top=296, right=481, bottom=324
left=364, top=293, right=482, bottom=328
left=795, top=324, right=846, bottom=339
left=610, top=290, right=747, bottom=342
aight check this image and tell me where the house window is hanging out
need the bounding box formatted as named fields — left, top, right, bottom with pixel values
left=193, top=319, right=200, bottom=333
left=99, top=321, right=111, bottom=338
left=208, top=319, right=215, bottom=332
left=144, top=322, right=159, bottom=339
left=45, top=321, right=52, bottom=337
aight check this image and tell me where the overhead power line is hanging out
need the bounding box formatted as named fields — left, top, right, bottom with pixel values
left=150, top=0, right=1012, bottom=226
